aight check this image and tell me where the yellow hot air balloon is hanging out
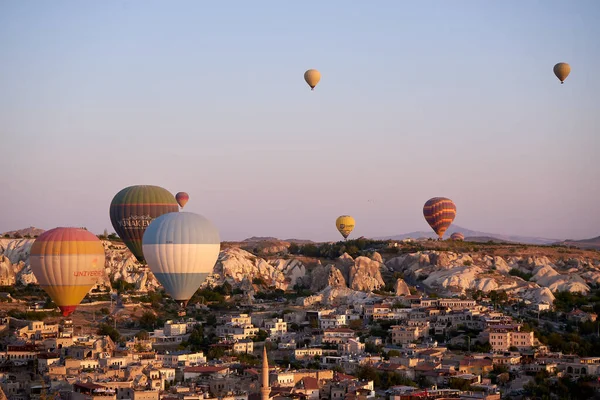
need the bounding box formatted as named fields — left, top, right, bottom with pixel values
left=304, top=69, right=321, bottom=90
left=336, top=215, right=355, bottom=240
left=553, top=62, right=571, bottom=84
left=29, top=227, right=106, bottom=317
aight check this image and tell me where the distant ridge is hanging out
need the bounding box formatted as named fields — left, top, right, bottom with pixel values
left=555, top=236, right=600, bottom=250
left=373, top=225, right=560, bottom=245
left=240, top=236, right=314, bottom=244
left=1, top=226, right=45, bottom=238
left=463, top=236, right=513, bottom=244
left=242, top=236, right=279, bottom=242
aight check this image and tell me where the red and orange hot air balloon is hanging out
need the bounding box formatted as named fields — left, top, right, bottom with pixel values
left=451, top=232, right=465, bottom=241
left=423, top=197, right=457, bottom=240
left=29, top=228, right=106, bottom=317
left=176, top=192, right=189, bottom=209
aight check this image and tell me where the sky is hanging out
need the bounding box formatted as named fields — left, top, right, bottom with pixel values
left=1, top=0, right=599, bottom=242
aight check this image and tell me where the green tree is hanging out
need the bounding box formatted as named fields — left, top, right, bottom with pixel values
left=97, top=323, right=121, bottom=342
left=253, top=329, right=269, bottom=342
left=349, top=319, right=363, bottom=330
left=208, top=346, right=225, bottom=360
left=135, top=330, right=149, bottom=340
left=139, top=311, right=158, bottom=330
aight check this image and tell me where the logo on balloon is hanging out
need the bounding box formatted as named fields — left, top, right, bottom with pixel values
left=73, top=270, right=104, bottom=277
left=118, top=215, right=153, bottom=229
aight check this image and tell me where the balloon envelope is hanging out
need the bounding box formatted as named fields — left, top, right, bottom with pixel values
left=142, top=212, right=221, bottom=306
left=109, top=185, right=179, bottom=263
left=450, top=232, right=465, bottom=241
left=304, top=69, right=321, bottom=90
left=29, top=228, right=105, bottom=317
left=336, top=215, right=355, bottom=239
left=176, top=192, right=189, bottom=209
left=423, top=197, right=457, bottom=239
left=553, top=62, right=571, bottom=83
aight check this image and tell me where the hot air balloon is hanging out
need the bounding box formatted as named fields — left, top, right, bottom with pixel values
left=142, top=212, right=221, bottom=308
left=304, top=69, right=321, bottom=90
left=423, top=197, right=457, bottom=240
left=553, top=62, right=571, bottom=84
left=29, top=228, right=106, bottom=317
left=450, top=232, right=465, bottom=241
left=336, top=215, right=355, bottom=240
left=109, top=185, right=179, bottom=264
left=176, top=192, right=189, bottom=209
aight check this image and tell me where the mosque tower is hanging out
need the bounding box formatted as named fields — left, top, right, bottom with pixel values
left=261, top=346, right=271, bottom=400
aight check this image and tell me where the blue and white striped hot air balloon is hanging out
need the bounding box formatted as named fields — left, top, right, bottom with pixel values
left=142, top=212, right=221, bottom=308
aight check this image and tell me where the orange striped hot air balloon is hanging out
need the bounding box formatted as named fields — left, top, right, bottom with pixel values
left=423, top=197, right=457, bottom=240
left=29, top=228, right=106, bottom=317
left=176, top=192, right=189, bottom=209
left=451, top=232, right=465, bottom=241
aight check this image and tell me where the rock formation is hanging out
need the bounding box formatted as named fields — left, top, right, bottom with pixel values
left=394, top=278, right=411, bottom=296
left=0, top=236, right=598, bottom=306
left=348, top=256, right=385, bottom=292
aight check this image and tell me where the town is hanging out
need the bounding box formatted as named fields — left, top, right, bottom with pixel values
left=1, top=289, right=598, bottom=400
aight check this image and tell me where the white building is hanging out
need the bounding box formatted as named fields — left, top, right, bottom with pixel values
left=164, top=320, right=188, bottom=336
left=264, top=319, right=287, bottom=336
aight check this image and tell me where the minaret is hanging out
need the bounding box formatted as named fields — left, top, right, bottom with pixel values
left=261, top=346, right=270, bottom=400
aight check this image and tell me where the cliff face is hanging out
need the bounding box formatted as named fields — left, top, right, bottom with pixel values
left=0, top=238, right=599, bottom=307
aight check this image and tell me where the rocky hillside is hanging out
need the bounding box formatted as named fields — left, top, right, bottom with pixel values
left=1, top=227, right=45, bottom=238
left=0, top=238, right=599, bottom=308
left=557, top=236, right=600, bottom=250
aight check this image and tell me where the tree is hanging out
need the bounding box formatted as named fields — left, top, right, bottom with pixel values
left=205, top=314, right=217, bottom=326
left=356, top=366, right=381, bottom=388
left=349, top=319, right=363, bottom=330
left=387, top=349, right=401, bottom=358
left=253, top=329, right=269, bottom=342
left=288, top=243, right=299, bottom=254
left=98, top=323, right=120, bottom=342
left=138, top=312, right=158, bottom=330
left=208, top=346, right=225, bottom=360
left=135, top=330, right=150, bottom=340
left=448, top=378, right=471, bottom=391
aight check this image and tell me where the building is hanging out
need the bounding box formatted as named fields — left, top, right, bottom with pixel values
left=459, top=357, right=494, bottom=376
left=156, top=351, right=206, bottom=367
left=72, top=383, right=116, bottom=400
left=295, top=348, right=323, bottom=360
left=264, top=319, right=287, bottom=336
left=261, top=347, right=270, bottom=400
left=322, top=328, right=356, bottom=345
left=18, top=321, right=59, bottom=340
left=486, top=324, right=534, bottom=352
left=216, top=323, right=259, bottom=341
left=391, top=326, right=428, bottom=346
left=221, top=313, right=252, bottom=326
left=319, top=314, right=348, bottom=330
left=339, top=339, right=365, bottom=356
left=164, top=321, right=188, bottom=336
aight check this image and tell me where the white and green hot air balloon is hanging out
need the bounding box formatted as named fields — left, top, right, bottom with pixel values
left=142, top=212, right=221, bottom=308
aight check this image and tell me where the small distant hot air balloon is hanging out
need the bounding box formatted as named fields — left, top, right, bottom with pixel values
left=553, top=62, right=571, bottom=84
left=176, top=192, right=189, bottom=209
left=304, top=69, right=321, bottom=91
left=451, top=232, right=465, bottom=241
left=423, top=197, right=457, bottom=240
left=336, top=215, right=355, bottom=240
left=143, top=212, right=221, bottom=308
left=109, top=185, right=179, bottom=264
left=29, top=228, right=106, bottom=317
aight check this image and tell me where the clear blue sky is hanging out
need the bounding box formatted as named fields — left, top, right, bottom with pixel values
left=1, top=0, right=599, bottom=241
